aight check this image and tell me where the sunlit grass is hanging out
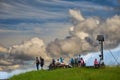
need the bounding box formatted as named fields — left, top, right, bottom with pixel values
left=9, top=67, right=120, bottom=80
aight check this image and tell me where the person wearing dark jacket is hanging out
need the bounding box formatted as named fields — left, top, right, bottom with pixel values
left=40, top=56, right=44, bottom=69
left=35, top=57, right=40, bottom=70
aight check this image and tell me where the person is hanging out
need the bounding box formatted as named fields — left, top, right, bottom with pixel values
left=49, top=59, right=56, bottom=70
left=55, top=59, right=60, bottom=66
left=70, top=58, right=74, bottom=67
left=78, top=55, right=81, bottom=67
left=59, top=57, right=64, bottom=63
left=80, top=58, right=85, bottom=67
left=74, top=57, right=78, bottom=66
left=94, top=58, right=99, bottom=68
left=35, top=57, right=40, bottom=70
left=40, top=56, right=44, bottom=70
left=52, top=59, right=56, bottom=67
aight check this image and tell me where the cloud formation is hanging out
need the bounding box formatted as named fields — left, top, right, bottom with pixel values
left=8, top=37, right=50, bottom=60
left=47, top=9, right=120, bottom=58
left=0, top=0, right=119, bottom=47
left=69, top=9, right=85, bottom=21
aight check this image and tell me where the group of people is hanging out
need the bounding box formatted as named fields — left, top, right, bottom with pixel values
left=49, top=57, right=68, bottom=69
left=70, top=57, right=99, bottom=68
left=35, top=56, right=44, bottom=70
left=48, top=56, right=86, bottom=69
left=70, top=56, right=85, bottom=67
left=35, top=56, right=100, bottom=70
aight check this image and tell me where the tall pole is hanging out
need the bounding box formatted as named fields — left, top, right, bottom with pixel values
left=100, top=41, right=104, bottom=66
left=101, top=41, right=103, bottom=61
left=97, top=35, right=104, bottom=66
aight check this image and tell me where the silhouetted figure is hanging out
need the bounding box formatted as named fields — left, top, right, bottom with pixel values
left=35, top=57, right=40, bottom=70
left=49, top=59, right=56, bottom=70
left=94, top=58, right=99, bottom=68
left=40, top=56, right=44, bottom=69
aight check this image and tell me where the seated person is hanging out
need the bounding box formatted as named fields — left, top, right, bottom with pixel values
left=49, top=59, right=56, bottom=70
left=55, top=59, right=61, bottom=65
left=80, top=58, right=85, bottom=67
left=94, top=58, right=99, bottom=68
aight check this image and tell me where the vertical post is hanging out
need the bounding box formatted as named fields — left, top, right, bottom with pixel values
left=97, top=35, right=105, bottom=66
left=100, top=41, right=104, bottom=66
left=101, top=41, right=103, bottom=60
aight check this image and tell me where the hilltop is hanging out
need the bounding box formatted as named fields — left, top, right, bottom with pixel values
left=9, top=67, right=120, bottom=80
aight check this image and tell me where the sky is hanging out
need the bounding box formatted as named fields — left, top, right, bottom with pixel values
left=0, top=0, right=120, bottom=47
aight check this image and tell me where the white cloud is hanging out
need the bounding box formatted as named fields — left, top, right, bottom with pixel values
left=69, top=9, right=85, bottom=21
left=0, top=0, right=119, bottom=55
left=47, top=9, right=120, bottom=58
left=75, top=31, right=89, bottom=40
left=9, top=37, right=50, bottom=60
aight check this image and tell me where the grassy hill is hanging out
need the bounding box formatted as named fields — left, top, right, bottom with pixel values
left=9, top=67, right=120, bottom=80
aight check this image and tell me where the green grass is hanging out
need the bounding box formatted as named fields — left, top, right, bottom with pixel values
left=9, top=67, right=120, bottom=80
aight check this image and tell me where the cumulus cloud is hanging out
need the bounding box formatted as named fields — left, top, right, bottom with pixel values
left=8, top=37, right=50, bottom=60
left=47, top=37, right=81, bottom=58
left=0, top=0, right=117, bottom=47
left=0, top=0, right=119, bottom=60
left=100, top=15, right=120, bottom=47
left=47, top=9, right=120, bottom=58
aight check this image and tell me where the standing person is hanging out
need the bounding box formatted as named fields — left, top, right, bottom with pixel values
left=40, top=56, right=44, bottom=70
left=70, top=58, right=74, bottom=67
left=35, top=57, right=40, bottom=70
left=78, top=55, right=81, bottom=67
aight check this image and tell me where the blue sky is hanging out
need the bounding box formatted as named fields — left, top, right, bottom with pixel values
left=0, top=0, right=120, bottom=47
